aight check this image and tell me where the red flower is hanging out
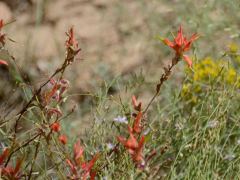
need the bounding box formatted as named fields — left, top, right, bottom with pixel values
left=117, top=128, right=145, bottom=164
left=163, top=25, right=199, bottom=67
left=66, top=141, right=99, bottom=179
left=44, top=78, right=70, bottom=105
left=66, top=27, right=78, bottom=49
left=50, top=122, right=61, bottom=132
left=0, top=59, right=8, bottom=66
left=81, top=154, right=99, bottom=180
left=74, top=140, right=84, bottom=165
left=0, top=19, right=6, bottom=46
left=2, top=159, right=23, bottom=180
left=133, top=111, right=142, bottom=134
left=131, top=136, right=145, bottom=163
left=90, top=171, right=97, bottom=180
left=0, top=148, right=9, bottom=165
left=117, top=126, right=138, bottom=150
left=117, top=128, right=145, bottom=163
left=132, top=95, right=142, bottom=111
left=59, top=134, right=67, bottom=145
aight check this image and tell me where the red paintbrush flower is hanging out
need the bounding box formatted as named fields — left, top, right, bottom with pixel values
left=132, top=111, right=142, bottom=134
left=2, top=159, right=23, bottom=180
left=81, top=154, right=99, bottom=180
left=74, top=140, right=84, bottom=165
left=50, top=122, right=61, bottom=132
left=163, top=25, right=199, bottom=67
left=0, top=148, right=9, bottom=165
left=90, top=171, right=97, bottom=180
left=131, top=136, right=145, bottom=163
left=59, top=134, right=67, bottom=145
left=117, top=127, right=145, bottom=164
left=117, top=126, right=138, bottom=150
left=44, top=78, right=70, bottom=105
left=66, top=27, right=78, bottom=49
left=66, top=141, right=99, bottom=179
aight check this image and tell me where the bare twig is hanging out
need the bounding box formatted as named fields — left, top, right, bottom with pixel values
left=143, top=56, right=180, bottom=114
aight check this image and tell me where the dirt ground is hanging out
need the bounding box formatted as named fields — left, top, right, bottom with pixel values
left=1, top=0, right=165, bottom=130
left=0, top=0, right=163, bottom=91
left=1, top=0, right=238, bottom=90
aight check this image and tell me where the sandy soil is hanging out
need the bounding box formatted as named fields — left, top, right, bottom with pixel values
left=1, top=0, right=161, bottom=92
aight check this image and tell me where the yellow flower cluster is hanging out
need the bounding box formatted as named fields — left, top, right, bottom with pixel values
left=191, top=57, right=239, bottom=85
left=229, top=42, right=240, bottom=65
left=181, top=43, right=240, bottom=104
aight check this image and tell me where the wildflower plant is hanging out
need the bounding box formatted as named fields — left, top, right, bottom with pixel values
left=162, top=26, right=199, bottom=67
left=1, top=17, right=240, bottom=179
left=0, top=23, right=82, bottom=179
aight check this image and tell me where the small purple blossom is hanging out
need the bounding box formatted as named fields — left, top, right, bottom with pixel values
left=113, top=116, right=128, bottom=124
left=143, top=128, right=150, bottom=135
left=106, top=143, right=115, bottom=150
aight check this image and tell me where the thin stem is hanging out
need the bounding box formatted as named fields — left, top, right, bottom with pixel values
left=5, top=132, right=42, bottom=167
left=13, top=47, right=80, bottom=133
left=143, top=56, right=179, bottom=114
left=27, top=135, right=41, bottom=180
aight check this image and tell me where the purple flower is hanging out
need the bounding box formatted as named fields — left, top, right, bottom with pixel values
left=106, top=143, right=115, bottom=150
left=143, top=128, right=150, bottom=135
left=113, top=116, right=128, bottom=124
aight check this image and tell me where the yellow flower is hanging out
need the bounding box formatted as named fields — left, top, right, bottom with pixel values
left=181, top=54, right=240, bottom=103
left=225, top=68, right=237, bottom=84
left=229, top=42, right=238, bottom=53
